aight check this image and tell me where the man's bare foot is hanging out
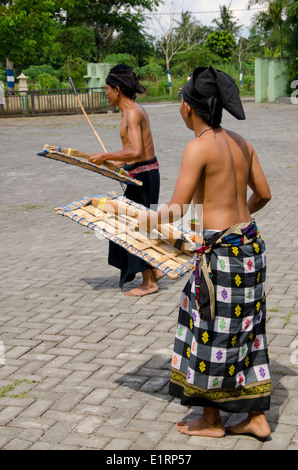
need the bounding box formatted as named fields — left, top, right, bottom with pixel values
left=176, top=416, right=225, bottom=438
left=124, top=269, right=159, bottom=296
left=124, top=283, right=158, bottom=297
left=153, top=268, right=165, bottom=282
left=225, top=412, right=271, bottom=439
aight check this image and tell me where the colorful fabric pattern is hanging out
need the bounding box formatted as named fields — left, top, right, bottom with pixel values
left=169, top=221, right=271, bottom=413
left=128, top=160, right=160, bottom=176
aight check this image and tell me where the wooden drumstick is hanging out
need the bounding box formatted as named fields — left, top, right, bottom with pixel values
left=68, top=77, right=107, bottom=154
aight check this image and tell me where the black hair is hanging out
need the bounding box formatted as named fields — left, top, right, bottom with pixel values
left=194, top=107, right=222, bottom=127
left=117, top=85, right=136, bottom=101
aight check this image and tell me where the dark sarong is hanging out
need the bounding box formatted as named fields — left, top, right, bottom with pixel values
left=169, top=221, right=271, bottom=413
left=108, top=157, right=160, bottom=287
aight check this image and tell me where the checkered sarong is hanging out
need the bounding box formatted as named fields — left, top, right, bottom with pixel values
left=169, top=221, right=271, bottom=413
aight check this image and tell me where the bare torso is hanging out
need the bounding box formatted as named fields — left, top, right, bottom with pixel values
left=89, top=95, right=155, bottom=166
left=120, top=102, right=155, bottom=164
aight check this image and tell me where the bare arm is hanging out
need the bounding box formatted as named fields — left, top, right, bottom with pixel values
left=140, top=139, right=205, bottom=230
left=247, top=147, right=271, bottom=214
left=89, top=109, right=143, bottom=165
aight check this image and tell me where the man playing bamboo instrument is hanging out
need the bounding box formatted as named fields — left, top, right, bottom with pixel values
left=138, top=66, right=272, bottom=439
left=89, top=64, right=161, bottom=296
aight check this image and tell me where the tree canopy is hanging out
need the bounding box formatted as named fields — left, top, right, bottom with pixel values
left=0, top=0, right=296, bottom=94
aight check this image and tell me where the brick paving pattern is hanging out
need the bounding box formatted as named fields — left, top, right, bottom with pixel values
left=0, top=101, right=297, bottom=450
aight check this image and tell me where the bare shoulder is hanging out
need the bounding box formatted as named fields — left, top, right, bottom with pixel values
left=226, top=129, right=254, bottom=157
left=126, top=102, right=145, bottom=121
left=181, top=137, right=208, bottom=167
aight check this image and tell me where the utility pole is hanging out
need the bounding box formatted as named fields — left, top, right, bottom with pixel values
left=6, top=1, right=14, bottom=92
left=6, top=58, right=14, bottom=92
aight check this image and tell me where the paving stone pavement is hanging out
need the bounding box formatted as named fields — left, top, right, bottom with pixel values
left=0, top=101, right=297, bottom=451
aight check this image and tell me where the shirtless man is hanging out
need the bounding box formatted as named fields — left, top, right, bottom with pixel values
left=89, top=64, right=160, bottom=296
left=139, top=66, right=272, bottom=439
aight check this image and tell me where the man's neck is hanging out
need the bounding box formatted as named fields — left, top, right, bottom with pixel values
left=118, top=94, right=135, bottom=112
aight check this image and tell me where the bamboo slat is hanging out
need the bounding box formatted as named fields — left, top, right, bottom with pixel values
left=37, top=144, right=143, bottom=186
left=55, top=191, right=202, bottom=279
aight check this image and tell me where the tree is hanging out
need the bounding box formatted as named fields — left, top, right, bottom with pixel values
left=212, top=2, right=242, bottom=36
left=150, top=2, right=207, bottom=95
left=249, top=0, right=298, bottom=89
left=59, top=0, right=160, bottom=61
left=0, top=0, right=58, bottom=88
left=55, top=26, right=96, bottom=62
left=249, top=0, right=289, bottom=57
left=0, top=0, right=58, bottom=67
left=232, top=36, right=259, bottom=86
left=206, top=30, right=236, bottom=62
left=108, top=23, right=155, bottom=66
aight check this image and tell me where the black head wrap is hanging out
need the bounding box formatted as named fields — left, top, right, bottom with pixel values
left=106, top=64, right=146, bottom=96
left=182, top=66, right=245, bottom=125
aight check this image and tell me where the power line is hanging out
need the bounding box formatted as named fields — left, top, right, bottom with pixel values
left=150, top=7, right=265, bottom=16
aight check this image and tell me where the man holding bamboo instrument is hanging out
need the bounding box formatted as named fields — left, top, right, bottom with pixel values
left=89, top=64, right=161, bottom=296
left=138, top=66, right=272, bottom=439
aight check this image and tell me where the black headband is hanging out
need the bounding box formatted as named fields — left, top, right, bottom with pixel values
left=182, top=66, right=245, bottom=125
left=106, top=64, right=146, bottom=94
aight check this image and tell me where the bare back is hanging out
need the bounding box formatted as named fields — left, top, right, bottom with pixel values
left=193, top=128, right=252, bottom=229
left=170, top=126, right=270, bottom=231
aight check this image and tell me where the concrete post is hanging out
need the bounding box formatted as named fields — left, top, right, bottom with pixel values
left=268, top=59, right=288, bottom=103
left=255, top=58, right=269, bottom=103
left=17, top=73, right=29, bottom=113
left=255, top=58, right=289, bottom=103
left=84, top=63, right=116, bottom=88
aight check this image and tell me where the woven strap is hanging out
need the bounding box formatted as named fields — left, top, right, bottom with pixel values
left=196, top=221, right=254, bottom=320
left=128, top=160, right=159, bottom=175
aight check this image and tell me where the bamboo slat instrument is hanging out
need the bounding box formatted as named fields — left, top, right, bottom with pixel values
left=55, top=192, right=201, bottom=279
left=37, top=144, right=143, bottom=186
left=91, top=196, right=199, bottom=253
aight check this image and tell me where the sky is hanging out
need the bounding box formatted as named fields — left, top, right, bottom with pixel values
left=145, top=0, right=267, bottom=37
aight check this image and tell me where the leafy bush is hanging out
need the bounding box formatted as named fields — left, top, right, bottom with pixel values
left=171, top=47, right=222, bottom=77
left=22, top=65, right=59, bottom=80
left=34, top=72, right=61, bottom=90
left=102, top=54, right=138, bottom=69
left=135, top=63, right=164, bottom=81
left=205, top=31, right=236, bottom=62
left=61, top=57, right=88, bottom=88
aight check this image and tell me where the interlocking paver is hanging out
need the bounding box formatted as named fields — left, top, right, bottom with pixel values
left=0, top=101, right=297, bottom=450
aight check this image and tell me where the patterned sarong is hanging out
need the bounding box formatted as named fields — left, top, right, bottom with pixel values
left=169, top=220, right=271, bottom=413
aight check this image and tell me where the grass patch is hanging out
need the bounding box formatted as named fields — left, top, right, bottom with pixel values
left=269, top=306, right=278, bottom=312
left=0, top=379, right=37, bottom=399
left=16, top=204, right=46, bottom=211
left=1, top=204, right=47, bottom=215
left=284, top=311, right=297, bottom=326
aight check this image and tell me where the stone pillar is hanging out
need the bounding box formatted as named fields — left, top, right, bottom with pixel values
left=17, top=73, right=29, bottom=113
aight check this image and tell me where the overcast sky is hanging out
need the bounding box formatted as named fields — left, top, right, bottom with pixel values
left=145, top=0, right=266, bottom=37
